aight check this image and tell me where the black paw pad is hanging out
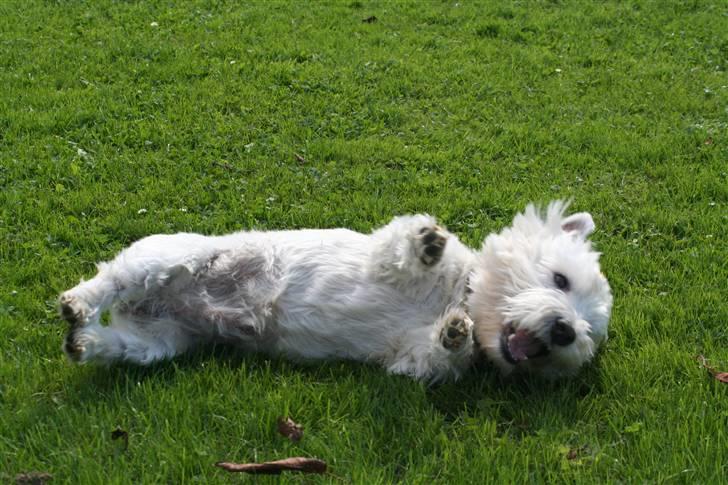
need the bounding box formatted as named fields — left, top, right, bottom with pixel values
left=60, top=303, right=77, bottom=321
left=418, top=227, right=447, bottom=266
left=441, top=318, right=469, bottom=350
left=64, top=330, right=83, bottom=361
left=59, top=295, right=83, bottom=325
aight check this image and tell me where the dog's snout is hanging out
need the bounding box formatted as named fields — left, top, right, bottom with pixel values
left=551, top=317, right=576, bottom=346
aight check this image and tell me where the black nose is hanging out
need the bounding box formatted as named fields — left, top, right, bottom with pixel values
left=551, top=318, right=576, bottom=346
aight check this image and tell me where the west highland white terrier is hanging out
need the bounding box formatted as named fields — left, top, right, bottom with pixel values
left=59, top=201, right=612, bottom=382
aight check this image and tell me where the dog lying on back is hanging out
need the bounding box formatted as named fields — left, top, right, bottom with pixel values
left=60, top=201, right=612, bottom=382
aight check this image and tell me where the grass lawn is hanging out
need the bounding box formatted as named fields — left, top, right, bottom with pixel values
left=1, top=0, right=727, bottom=482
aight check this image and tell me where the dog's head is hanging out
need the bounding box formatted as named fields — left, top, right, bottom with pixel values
left=468, top=201, right=612, bottom=378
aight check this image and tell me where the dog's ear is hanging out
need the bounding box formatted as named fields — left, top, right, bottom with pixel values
left=561, top=212, right=595, bottom=238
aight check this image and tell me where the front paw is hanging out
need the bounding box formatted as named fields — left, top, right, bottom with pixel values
left=440, top=316, right=472, bottom=351
left=416, top=226, right=447, bottom=266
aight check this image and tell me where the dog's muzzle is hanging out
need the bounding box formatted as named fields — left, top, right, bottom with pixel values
left=499, top=322, right=550, bottom=365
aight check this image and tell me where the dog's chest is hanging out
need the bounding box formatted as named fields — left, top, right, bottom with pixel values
left=277, top=246, right=452, bottom=321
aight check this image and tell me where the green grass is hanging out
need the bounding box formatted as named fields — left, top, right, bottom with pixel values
left=1, top=0, right=726, bottom=482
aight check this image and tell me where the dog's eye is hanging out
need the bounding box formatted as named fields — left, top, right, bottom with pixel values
left=553, top=272, right=570, bottom=291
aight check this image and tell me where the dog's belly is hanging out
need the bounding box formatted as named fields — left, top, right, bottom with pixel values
left=272, top=280, right=446, bottom=362
left=268, top=241, right=451, bottom=362
left=209, top=229, right=450, bottom=362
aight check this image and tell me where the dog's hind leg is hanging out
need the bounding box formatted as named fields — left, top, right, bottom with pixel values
left=59, top=233, right=218, bottom=362
left=59, top=261, right=191, bottom=363
left=61, top=234, right=214, bottom=319
left=59, top=264, right=122, bottom=328
left=65, top=311, right=193, bottom=365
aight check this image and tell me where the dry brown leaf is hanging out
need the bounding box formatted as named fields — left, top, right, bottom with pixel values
left=111, top=427, right=129, bottom=450
left=695, top=355, right=728, bottom=383
left=215, top=457, right=327, bottom=475
left=277, top=416, right=304, bottom=443
left=565, top=444, right=588, bottom=461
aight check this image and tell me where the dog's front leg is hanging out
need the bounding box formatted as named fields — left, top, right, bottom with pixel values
left=387, top=308, right=475, bottom=382
left=438, top=309, right=473, bottom=353
left=370, top=215, right=450, bottom=285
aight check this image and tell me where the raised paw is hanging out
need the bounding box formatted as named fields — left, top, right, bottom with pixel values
left=440, top=316, right=472, bottom=351
left=59, top=293, right=90, bottom=328
left=416, top=226, right=447, bottom=266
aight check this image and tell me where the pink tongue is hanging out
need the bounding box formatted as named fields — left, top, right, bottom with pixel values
left=508, top=329, right=542, bottom=361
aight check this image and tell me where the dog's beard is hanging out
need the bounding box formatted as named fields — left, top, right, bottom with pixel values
left=471, top=286, right=608, bottom=377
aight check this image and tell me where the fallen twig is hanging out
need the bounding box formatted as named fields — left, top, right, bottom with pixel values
left=212, top=160, right=237, bottom=172
left=215, top=457, right=327, bottom=475
left=15, top=471, right=52, bottom=484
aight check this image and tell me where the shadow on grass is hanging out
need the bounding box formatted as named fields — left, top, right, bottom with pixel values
left=426, top=353, right=608, bottom=437
left=62, top=343, right=609, bottom=441
left=64, top=343, right=390, bottom=400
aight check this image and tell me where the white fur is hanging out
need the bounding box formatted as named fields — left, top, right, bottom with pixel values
left=59, top=201, right=612, bottom=382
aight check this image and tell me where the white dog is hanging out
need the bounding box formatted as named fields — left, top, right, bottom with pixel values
left=59, top=201, right=612, bottom=382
